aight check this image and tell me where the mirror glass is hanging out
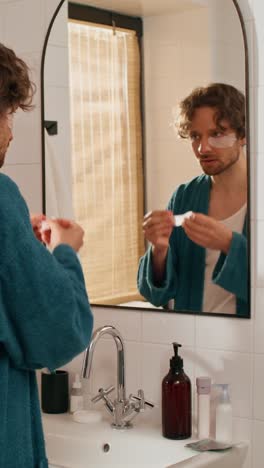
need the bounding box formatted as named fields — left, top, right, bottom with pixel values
left=42, top=0, right=250, bottom=318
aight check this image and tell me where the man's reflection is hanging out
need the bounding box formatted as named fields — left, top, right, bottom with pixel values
left=137, top=83, right=248, bottom=316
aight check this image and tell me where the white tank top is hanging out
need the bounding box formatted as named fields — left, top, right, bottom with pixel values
left=202, top=204, right=247, bottom=314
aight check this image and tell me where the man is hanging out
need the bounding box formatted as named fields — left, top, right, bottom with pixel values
left=137, top=83, right=248, bottom=316
left=0, top=43, right=93, bottom=467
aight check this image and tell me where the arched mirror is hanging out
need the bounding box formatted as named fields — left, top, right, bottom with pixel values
left=41, top=0, right=250, bottom=318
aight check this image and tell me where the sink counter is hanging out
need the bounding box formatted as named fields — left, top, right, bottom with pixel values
left=42, top=412, right=248, bottom=468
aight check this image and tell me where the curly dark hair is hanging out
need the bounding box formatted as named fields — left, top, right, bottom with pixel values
left=0, top=43, right=35, bottom=116
left=176, top=83, right=245, bottom=139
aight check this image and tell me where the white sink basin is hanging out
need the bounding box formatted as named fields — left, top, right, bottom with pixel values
left=42, top=412, right=248, bottom=468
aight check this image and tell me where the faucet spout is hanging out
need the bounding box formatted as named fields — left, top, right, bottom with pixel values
left=82, top=325, right=126, bottom=402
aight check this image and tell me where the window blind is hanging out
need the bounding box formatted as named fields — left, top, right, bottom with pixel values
left=68, top=20, right=144, bottom=304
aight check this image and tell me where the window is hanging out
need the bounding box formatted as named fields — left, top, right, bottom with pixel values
left=68, top=13, right=144, bottom=304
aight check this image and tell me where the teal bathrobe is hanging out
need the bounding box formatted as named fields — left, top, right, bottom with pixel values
left=137, top=175, right=248, bottom=316
left=0, top=174, right=94, bottom=467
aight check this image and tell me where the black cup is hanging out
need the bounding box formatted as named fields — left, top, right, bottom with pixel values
left=41, top=370, right=69, bottom=414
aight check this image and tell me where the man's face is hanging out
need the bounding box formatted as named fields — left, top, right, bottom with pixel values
left=0, top=111, right=14, bottom=168
left=189, top=106, right=246, bottom=176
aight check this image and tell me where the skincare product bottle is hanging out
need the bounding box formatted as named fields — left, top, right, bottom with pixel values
left=70, top=373, right=84, bottom=413
left=215, top=384, right=232, bottom=443
left=196, top=376, right=211, bottom=439
left=162, top=342, right=192, bottom=439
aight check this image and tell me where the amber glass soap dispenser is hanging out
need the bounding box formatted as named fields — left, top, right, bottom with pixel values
left=162, top=342, right=192, bottom=439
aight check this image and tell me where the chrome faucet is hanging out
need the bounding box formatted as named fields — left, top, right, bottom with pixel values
left=82, top=325, right=154, bottom=429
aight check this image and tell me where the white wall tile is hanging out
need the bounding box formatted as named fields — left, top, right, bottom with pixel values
left=245, top=20, right=255, bottom=89
left=253, top=0, right=264, bottom=22
left=255, top=88, right=264, bottom=153
left=7, top=107, right=41, bottom=166
left=196, top=315, right=253, bottom=353
left=253, top=354, right=264, bottom=420
left=194, top=348, right=253, bottom=419
left=256, top=153, right=264, bottom=220
left=44, top=45, right=69, bottom=88
left=252, top=420, right=264, bottom=468
left=255, top=221, right=264, bottom=286
left=0, top=6, right=5, bottom=42
left=251, top=222, right=256, bottom=292
left=142, top=312, right=195, bottom=346
left=254, top=21, right=264, bottom=87
left=92, top=306, right=142, bottom=342
left=254, top=288, right=264, bottom=352
left=250, top=156, right=256, bottom=223
left=237, top=0, right=254, bottom=21
left=2, top=163, right=42, bottom=212
left=4, top=0, right=45, bottom=54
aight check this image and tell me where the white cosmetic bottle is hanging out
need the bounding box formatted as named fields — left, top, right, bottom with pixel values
left=196, top=377, right=211, bottom=439
left=215, top=384, right=233, bottom=443
left=70, top=373, right=84, bottom=414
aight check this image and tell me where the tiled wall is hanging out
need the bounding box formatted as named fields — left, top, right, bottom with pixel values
left=0, top=0, right=263, bottom=467
left=143, top=0, right=244, bottom=211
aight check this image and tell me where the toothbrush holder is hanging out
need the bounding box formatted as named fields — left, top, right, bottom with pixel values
left=41, top=370, right=69, bottom=414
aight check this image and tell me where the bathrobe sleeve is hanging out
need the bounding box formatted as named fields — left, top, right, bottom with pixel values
left=137, top=183, right=187, bottom=308
left=0, top=174, right=93, bottom=371
left=212, top=231, right=248, bottom=302
left=137, top=246, right=178, bottom=307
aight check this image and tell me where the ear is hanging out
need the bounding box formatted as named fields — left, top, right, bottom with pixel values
left=239, top=136, right=246, bottom=146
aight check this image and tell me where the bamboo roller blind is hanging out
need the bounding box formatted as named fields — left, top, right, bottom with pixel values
left=68, top=20, right=144, bottom=304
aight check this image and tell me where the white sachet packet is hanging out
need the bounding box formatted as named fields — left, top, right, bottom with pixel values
left=174, top=210, right=193, bottom=227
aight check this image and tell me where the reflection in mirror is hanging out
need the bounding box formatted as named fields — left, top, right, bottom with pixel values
left=42, top=0, right=250, bottom=318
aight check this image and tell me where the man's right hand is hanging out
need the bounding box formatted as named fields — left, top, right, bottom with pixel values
left=142, top=210, right=174, bottom=251
left=142, top=210, right=174, bottom=285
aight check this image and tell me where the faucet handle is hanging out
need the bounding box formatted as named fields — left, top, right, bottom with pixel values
left=129, top=389, right=155, bottom=412
left=91, top=386, right=115, bottom=403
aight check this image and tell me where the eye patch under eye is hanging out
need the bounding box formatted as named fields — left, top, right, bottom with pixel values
left=208, top=133, right=237, bottom=148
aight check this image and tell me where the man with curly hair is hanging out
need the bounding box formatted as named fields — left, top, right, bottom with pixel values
left=138, top=83, right=248, bottom=316
left=0, top=43, right=93, bottom=467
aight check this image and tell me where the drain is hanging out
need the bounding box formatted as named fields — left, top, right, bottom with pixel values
left=102, top=443, right=111, bottom=453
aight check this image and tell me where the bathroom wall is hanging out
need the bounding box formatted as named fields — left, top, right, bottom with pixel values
left=0, top=1, right=263, bottom=467
left=143, top=6, right=210, bottom=210
left=143, top=0, right=244, bottom=211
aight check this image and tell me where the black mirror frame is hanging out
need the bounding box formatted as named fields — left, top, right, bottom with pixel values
left=40, top=0, right=251, bottom=319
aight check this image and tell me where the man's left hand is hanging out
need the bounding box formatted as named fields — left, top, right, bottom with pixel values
left=182, top=212, right=232, bottom=254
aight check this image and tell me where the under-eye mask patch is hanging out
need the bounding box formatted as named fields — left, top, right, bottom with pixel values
left=207, top=133, right=237, bottom=149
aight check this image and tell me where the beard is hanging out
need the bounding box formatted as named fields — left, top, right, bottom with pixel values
left=199, top=150, right=240, bottom=176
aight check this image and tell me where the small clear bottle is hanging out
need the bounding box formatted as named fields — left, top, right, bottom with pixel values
left=196, top=377, right=211, bottom=440
left=215, top=384, right=232, bottom=443
left=70, top=373, right=84, bottom=413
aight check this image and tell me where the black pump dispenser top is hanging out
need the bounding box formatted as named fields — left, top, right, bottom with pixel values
left=170, top=342, right=183, bottom=371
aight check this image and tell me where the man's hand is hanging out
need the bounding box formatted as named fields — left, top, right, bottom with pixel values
left=143, top=210, right=174, bottom=284
left=30, top=213, right=46, bottom=242
left=182, top=213, right=232, bottom=254
left=42, top=218, right=84, bottom=253
left=143, top=210, right=174, bottom=252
